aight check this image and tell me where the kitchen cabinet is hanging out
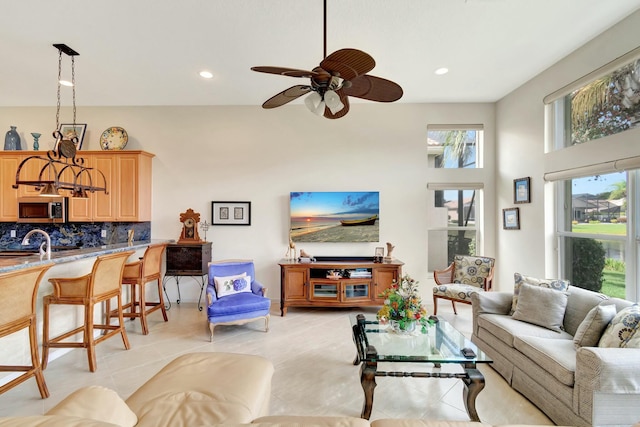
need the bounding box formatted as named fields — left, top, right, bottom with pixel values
left=278, top=257, right=403, bottom=316
left=0, top=150, right=154, bottom=222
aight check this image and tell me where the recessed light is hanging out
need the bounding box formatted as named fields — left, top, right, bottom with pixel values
left=434, top=67, right=449, bottom=75
left=199, top=71, right=214, bottom=79
left=59, top=80, right=74, bottom=87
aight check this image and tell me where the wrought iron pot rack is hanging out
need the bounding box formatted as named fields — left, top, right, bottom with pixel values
left=13, top=141, right=108, bottom=198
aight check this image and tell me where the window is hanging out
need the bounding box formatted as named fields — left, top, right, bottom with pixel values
left=550, top=58, right=640, bottom=149
left=427, top=126, right=483, bottom=168
left=557, top=172, right=628, bottom=298
left=428, top=188, right=480, bottom=270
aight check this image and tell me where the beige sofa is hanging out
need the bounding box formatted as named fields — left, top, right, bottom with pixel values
left=0, top=351, right=564, bottom=427
left=471, top=285, right=640, bottom=427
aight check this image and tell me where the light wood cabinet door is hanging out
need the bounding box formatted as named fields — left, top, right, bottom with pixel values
left=283, top=267, right=308, bottom=301
left=373, top=266, right=401, bottom=303
left=0, top=155, right=20, bottom=220
left=17, top=154, right=44, bottom=197
left=92, top=154, right=116, bottom=221
left=66, top=155, right=93, bottom=221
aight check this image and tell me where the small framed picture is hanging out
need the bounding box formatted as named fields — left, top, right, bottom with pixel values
left=374, top=247, right=384, bottom=263
left=503, top=207, right=520, bottom=230
left=57, top=123, right=87, bottom=150
left=212, top=201, right=251, bottom=225
left=514, top=177, right=531, bottom=204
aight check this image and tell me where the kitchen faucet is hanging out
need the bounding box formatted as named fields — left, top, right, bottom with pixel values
left=21, top=229, right=52, bottom=261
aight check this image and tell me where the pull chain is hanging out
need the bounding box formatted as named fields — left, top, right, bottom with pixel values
left=71, top=55, right=76, bottom=127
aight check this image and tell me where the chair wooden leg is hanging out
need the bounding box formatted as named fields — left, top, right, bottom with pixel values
left=85, top=303, right=97, bottom=373
left=156, top=278, right=169, bottom=322
left=138, top=281, right=149, bottom=335
left=41, top=299, right=51, bottom=370
left=118, top=293, right=131, bottom=350
left=433, top=295, right=439, bottom=315
left=209, top=322, right=215, bottom=342
left=451, top=300, right=458, bottom=315
left=29, top=321, right=49, bottom=398
left=264, top=315, right=270, bottom=332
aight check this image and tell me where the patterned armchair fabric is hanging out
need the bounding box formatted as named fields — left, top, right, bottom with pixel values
left=433, top=255, right=495, bottom=315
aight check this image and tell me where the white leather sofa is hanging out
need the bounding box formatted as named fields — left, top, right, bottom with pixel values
left=0, top=351, right=568, bottom=427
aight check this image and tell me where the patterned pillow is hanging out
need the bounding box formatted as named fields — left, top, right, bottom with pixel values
left=511, top=273, right=570, bottom=315
left=598, top=304, right=640, bottom=348
left=573, top=303, right=617, bottom=348
left=452, top=256, right=495, bottom=288
left=214, top=273, right=252, bottom=298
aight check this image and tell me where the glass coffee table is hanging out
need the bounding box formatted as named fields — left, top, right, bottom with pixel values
left=350, top=313, right=492, bottom=421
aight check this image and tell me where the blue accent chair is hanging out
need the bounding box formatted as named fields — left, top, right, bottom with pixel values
left=206, top=260, right=271, bottom=341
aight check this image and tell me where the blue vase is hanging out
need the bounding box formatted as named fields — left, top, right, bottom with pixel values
left=4, top=126, right=21, bottom=150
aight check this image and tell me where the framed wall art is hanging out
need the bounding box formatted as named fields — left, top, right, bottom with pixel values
left=503, top=207, right=520, bottom=230
left=57, top=123, right=87, bottom=150
left=514, top=177, right=531, bottom=204
left=212, top=201, right=251, bottom=225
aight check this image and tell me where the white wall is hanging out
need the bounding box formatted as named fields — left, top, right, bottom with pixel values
left=2, top=102, right=495, bottom=303
left=495, top=9, right=640, bottom=288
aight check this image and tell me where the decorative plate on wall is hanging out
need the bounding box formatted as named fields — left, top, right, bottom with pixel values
left=99, top=126, right=128, bottom=150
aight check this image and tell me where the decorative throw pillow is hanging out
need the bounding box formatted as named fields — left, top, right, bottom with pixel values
left=452, top=255, right=494, bottom=287
left=512, top=283, right=569, bottom=332
left=511, top=272, right=570, bottom=314
left=573, top=303, right=617, bottom=348
left=214, top=273, right=252, bottom=298
left=598, top=304, right=640, bottom=348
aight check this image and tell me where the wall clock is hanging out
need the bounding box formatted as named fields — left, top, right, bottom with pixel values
left=178, top=208, right=203, bottom=243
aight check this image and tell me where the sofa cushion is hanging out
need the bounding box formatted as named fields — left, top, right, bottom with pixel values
left=514, top=336, right=576, bottom=386
left=599, top=304, right=640, bottom=348
left=371, top=421, right=490, bottom=427
left=0, top=416, right=120, bottom=427
left=512, top=283, right=568, bottom=332
left=573, top=303, right=617, bottom=348
left=563, top=286, right=609, bottom=336
left=125, top=352, right=274, bottom=427
left=46, top=386, right=136, bottom=427
left=477, top=313, right=572, bottom=348
left=511, top=273, right=569, bottom=315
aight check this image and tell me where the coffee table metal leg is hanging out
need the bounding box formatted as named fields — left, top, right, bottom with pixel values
left=462, top=368, right=485, bottom=422
left=359, top=359, right=377, bottom=419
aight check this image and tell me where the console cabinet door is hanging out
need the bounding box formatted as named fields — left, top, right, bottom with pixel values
left=373, top=267, right=401, bottom=303
left=283, top=267, right=308, bottom=301
left=309, top=280, right=340, bottom=302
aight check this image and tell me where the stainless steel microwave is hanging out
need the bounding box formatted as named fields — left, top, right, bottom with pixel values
left=17, top=197, right=67, bottom=223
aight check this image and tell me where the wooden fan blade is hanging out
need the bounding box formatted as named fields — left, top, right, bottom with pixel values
left=262, top=85, right=312, bottom=109
left=251, top=66, right=319, bottom=78
left=320, top=49, right=375, bottom=81
left=323, top=89, right=350, bottom=119
left=343, top=75, right=403, bottom=102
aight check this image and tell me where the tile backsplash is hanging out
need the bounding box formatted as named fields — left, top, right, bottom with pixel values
left=0, top=222, right=151, bottom=250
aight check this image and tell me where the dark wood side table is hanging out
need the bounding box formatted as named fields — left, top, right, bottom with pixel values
left=163, top=242, right=212, bottom=311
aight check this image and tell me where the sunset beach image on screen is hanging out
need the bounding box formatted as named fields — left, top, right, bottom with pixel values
left=289, top=192, right=379, bottom=242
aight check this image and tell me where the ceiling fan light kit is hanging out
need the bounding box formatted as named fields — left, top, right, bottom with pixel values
left=251, top=0, right=402, bottom=119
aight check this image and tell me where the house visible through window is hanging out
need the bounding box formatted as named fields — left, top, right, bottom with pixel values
left=427, top=126, right=482, bottom=168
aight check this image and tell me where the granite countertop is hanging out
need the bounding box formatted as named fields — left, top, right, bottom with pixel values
left=0, top=239, right=173, bottom=274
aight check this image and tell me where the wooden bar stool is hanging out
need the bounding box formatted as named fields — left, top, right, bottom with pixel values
left=0, top=264, right=53, bottom=398
left=109, top=243, right=168, bottom=335
left=42, top=251, right=134, bottom=372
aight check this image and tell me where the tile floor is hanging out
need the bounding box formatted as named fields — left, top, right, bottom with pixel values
left=0, top=301, right=553, bottom=424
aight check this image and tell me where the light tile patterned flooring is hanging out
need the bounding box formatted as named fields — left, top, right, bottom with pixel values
left=0, top=301, right=553, bottom=424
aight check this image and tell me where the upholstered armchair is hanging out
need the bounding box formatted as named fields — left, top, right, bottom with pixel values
left=432, top=255, right=495, bottom=315
left=206, top=260, right=271, bottom=341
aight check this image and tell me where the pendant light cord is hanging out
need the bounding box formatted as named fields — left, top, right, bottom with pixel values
left=323, top=0, right=327, bottom=59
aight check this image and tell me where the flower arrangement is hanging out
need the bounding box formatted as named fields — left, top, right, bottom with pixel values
left=377, top=274, right=429, bottom=333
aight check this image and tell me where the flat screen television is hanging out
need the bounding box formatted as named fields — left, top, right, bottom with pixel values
left=289, top=191, right=379, bottom=242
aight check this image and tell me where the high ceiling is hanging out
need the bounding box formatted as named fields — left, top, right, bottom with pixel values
left=2, top=0, right=639, bottom=107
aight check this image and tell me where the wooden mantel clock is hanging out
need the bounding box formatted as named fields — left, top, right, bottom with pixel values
left=178, top=208, right=203, bottom=244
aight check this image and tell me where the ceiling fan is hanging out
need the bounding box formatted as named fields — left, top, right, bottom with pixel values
left=250, top=0, right=403, bottom=119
